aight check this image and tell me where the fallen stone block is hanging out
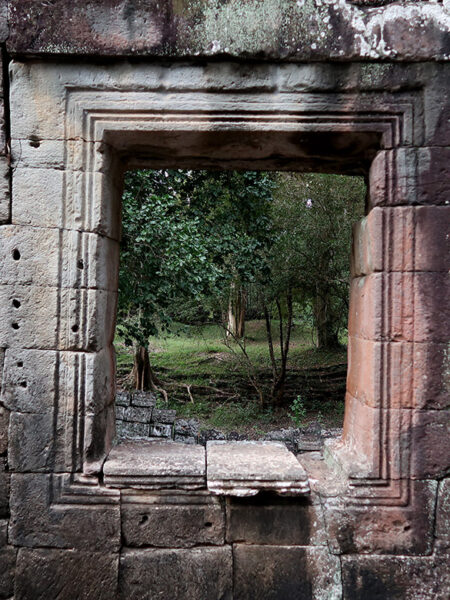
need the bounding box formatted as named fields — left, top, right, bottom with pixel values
left=104, top=440, right=205, bottom=490
left=206, top=441, right=310, bottom=497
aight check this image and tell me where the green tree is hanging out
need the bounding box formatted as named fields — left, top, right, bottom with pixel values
left=117, top=169, right=274, bottom=390
left=270, top=172, right=366, bottom=349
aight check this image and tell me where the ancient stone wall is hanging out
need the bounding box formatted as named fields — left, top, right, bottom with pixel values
left=0, top=1, right=449, bottom=599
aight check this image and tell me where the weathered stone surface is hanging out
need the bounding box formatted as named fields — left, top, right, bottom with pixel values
left=0, top=471, right=9, bottom=518
left=413, top=342, right=450, bottom=411
left=322, top=480, right=438, bottom=555
left=0, top=544, right=16, bottom=600
left=116, top=420, right=149, bottom=440
left=0, top=156, right=10, bottom=224
left=15, top=548, right=119, bottom=600
left=348, top=272, right=450, bottom=344
left=8, top=412, right=54, bottom=472
left=152, top=408, right=176, bottom=424
left=207, top=441, right=310, bottom=496
left=0, top=405, right=8, bottom=455
left=119, top=405, right=152, bottom=423
left=121, top=491, right=224, bottom=548
left=226, top=494, right=326, bottom=546
left=1, top=348, right=115, bottom=417
left=148, top=423, right=173, bottom=438
left=0, top=1, right=7, bottom=43
left=436, top=478, right=450, bottom=552
left=0, top=225, right=119, bottom=290
left=7, top=0, right=450, bottom=62
left=0, top=285, right=117, bottom=351
left=233, top=545, right=341, bottom=600
left=11, top=166, right=123, bottom=239
left=83, top=403, right=116, bottom=475
left=342, top=554, right=450, bottom=600
left=370, top=147, right=450, bottom=208
left=104, top=440, right=206, bottom=489
left=130, top=390, right=155, bottom=407
left=119, top=546, right=232, bottom=600
left=9, top=474, right=120, bottom=551
left=411, top=411, right=450, bottom=479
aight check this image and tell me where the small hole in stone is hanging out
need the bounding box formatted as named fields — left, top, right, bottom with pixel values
left=13, top=249, right=21, bottom=260
left=12, top=299, right=21, bottom=309
left=29, top=137, right=41, bottom=148
left=204, top=522, right=213, bottom=528
left=71, top=324, right=79, bottom=333
left=19, top=381, right=27, bottom=388
left=139, top=515, right=148, bottom=525
left=77, top=259, right=84, bottom=270
left=17, top=361, right=23, bottom=368
left=12, top=322, right=19, bottom=330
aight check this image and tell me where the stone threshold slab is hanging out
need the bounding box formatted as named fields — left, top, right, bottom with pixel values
left=103, top=440, right=205, bottom=491
left=206, top=441, right=310, bottom=497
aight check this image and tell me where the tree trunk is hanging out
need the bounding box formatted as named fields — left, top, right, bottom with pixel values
left=227, top=282, right=246, bottom=339
left=132, top=345, right=153, bottom=390
left=314, top=286, right=340, bottom=349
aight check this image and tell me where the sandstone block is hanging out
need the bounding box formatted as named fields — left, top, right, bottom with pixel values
left=0, top=156, right=10, bottom=224
left=0, top=519, right=7, bottom=545
left=415, top=206, right=450, bottom=272
left=1, top=347, right=115, bottom=416
left=323, top=480, right=437, bottom=555
left=206, top=441, right=309, bottom=497
left=0, top=405, right=9, bottom=455
left=116, top=420, right=149, bottom=439
left=121, top=405, right=152, bottom=424
left=342, top=554, right=450, bottom=600
left=413, top=343, right=450, bottom=410
left=0, top=1, right=7, bottom=43
left=7, top=0, right=450, bottom=61
left=226, top=494, right=326, bottom=546
left=104, top=440, right=206, bottom=490
left=348, top=274, right=383, bottom=340
left=0, top=284, right=117, bottom=351
left=370, top=147, right=450, bottom=207
left=9, top=473, right=120, bottom=550
left=414, top=272, right=450, bottom=343
left=0, top=471, right=9, bottom=518
left=346, top=337, right=382, bottom=409
left=0, top=544, right=16, bottom=600
left=341, top=393, right=380, bottom=475
left=15, top=548, right=119, bottom=600
left=152, top=408, right=176, bottom=424
left=119, top=547, right=232, bottom=600
left=121, top=491, right=225, bottom=548
left=0, top=225, right=119, bottom=290
left=352, top=205, right=450, bottom=277
left=83, top=403, right=116, bottom=475
left=8, top=412, right=54, bottom=472
left=436, top=478, right=450, bottom=552
left=12, top=167, right=122, bottom=239
left=233, top=545, right=341, bottom=600
left=411, top=411, right=450, bottom=479
left=130, top=391, right=155, bottom=407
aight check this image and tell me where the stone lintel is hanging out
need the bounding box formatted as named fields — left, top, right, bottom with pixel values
left=6, top=1, right=450, bottom=62
left=206, top=441, right=310, bottom=497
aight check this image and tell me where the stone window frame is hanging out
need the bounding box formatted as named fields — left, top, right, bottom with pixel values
left=5, top=61, right=431, bottom=510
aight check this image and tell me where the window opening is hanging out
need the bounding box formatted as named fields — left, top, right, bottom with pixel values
left=113, top=169, right=366, bottom=455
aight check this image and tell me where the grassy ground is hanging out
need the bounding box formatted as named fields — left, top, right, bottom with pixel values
left=115, top=320, right=347, bottom=434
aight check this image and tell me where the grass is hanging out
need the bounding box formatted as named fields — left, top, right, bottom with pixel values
left=114, top=320, right=347, bottom=433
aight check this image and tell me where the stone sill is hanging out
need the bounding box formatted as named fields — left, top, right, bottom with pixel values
left=103, top=439, right=310, bottom=497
